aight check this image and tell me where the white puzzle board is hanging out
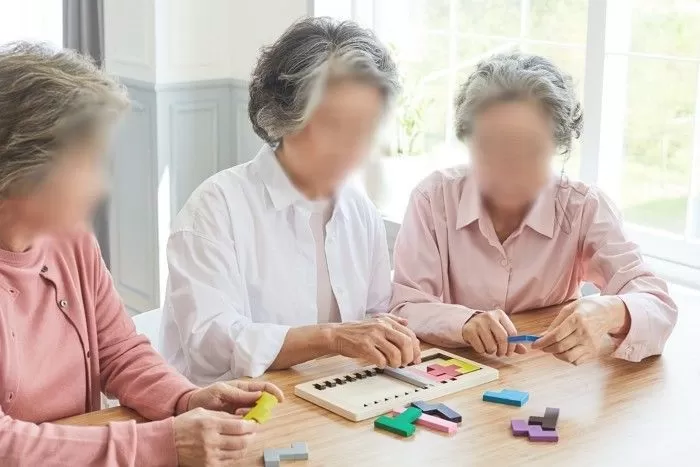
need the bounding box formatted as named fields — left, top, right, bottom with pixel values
left=294, top=348, right=498, bottom=421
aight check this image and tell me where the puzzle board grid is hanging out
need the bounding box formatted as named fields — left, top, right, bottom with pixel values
left=294, top=348, right=498, bottom=421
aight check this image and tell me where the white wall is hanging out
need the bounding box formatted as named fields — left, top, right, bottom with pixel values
left=105, top=0, right=309, bottom=83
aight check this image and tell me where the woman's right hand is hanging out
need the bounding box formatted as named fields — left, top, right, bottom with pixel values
left=174, top=408, right=257, bottom=466
left=329, top=315, right=422, bottom=367
left=462, top=309, right=528, bottom=357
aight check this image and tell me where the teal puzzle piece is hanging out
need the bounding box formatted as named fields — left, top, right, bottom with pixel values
left=482, top=389, right=530, bottom=407
left=374, top=406, right=422, bottom=437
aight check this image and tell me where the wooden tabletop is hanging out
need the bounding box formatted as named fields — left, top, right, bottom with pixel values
left=56, top=288, right=699, bottom=466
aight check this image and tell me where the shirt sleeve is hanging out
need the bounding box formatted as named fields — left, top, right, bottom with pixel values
left=93, top=237, right=198, bottom=419
left=165, top=230, right=290, bottom=382
left=0, top=408, right=177, bottom=467
left=579, top=189, right=678, bottom=362
left=389, top=189, right=476, bottom=347
left=365, top=208, right=392, bottom=315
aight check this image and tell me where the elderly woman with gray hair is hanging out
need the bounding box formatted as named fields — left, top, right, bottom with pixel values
left=0, top=42, right=284, bottom=466
left=161, top=17, right=421, bottom=383
left=391, top=52, right=677, bottom=365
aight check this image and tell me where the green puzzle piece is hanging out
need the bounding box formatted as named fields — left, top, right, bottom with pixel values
left=374, top=407, right=422, bottom=437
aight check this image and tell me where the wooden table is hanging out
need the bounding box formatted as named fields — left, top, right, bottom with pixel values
left=56, top=288, right=700, bottom=466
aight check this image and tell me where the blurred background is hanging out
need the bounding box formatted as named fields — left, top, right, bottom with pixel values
left=2, top=0, right=698, bottom=313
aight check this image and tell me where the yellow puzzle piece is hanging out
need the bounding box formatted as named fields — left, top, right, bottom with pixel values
left=444, top=358, right=480, bottom=374
left=243, top=391, right=278, bottom=423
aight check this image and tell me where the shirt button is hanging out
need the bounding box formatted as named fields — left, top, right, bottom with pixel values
left=500, top=259, right=508, bottom=267
left=41, top=265, right=48, bottom=273
left=8, top=392, right=14, bottom=401
left=59, top=299, right=68, bottom=308
left=10, top=331, right=15, bottom=339
left=86, top=350, right=91, bottom=358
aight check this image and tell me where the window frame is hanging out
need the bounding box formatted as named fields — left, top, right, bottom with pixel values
left=318, top=0, right=700, bottom=275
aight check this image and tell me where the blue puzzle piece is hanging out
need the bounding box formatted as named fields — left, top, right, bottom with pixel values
left=411, top=400, right=462, bottom=423
left=507, top=335, right=540, bottom=343
left=482, top=389, right=529, bottom=407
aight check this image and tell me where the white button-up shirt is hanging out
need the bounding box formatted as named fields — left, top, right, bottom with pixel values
left=160, top=145, right=391, bottom=383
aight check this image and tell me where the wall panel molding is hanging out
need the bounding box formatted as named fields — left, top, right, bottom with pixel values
left=111, top=77, right=257, bottom=313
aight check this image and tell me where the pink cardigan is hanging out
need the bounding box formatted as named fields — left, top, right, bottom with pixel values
left=0, top=230, right=197, bottom=466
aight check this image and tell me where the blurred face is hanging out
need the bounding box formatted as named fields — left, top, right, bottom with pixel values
left=283, top=79, right=384, bottom=192
left=469, top=99, right=556, bottom=210
left=5, top=135, right=108, bottom=236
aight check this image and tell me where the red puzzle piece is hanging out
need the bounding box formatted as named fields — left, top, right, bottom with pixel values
left=426, top=364, right=461, bottom=382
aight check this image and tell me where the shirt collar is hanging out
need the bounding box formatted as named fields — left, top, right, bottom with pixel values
left=455, top=175, right=556, bottom=239
left=252, top=144, right=350, bottom=219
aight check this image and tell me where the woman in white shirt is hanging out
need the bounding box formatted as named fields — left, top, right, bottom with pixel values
left=160, top=17, right=421, bottom=383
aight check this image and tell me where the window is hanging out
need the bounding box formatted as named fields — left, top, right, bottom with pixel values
left=0, top=0, right=63, bottom=47
left=318, top=0, right=700, bottom=271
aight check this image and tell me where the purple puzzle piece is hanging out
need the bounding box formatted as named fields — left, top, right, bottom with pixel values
left=510, top=419, right=529, bottom=437
left=528, top=425, right=559, bottom=442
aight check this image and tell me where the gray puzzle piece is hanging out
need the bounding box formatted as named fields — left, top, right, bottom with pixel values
left=263, top=442, right=309, bottom=467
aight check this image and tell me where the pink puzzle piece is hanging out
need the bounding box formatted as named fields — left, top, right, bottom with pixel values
left=426, top=364, right=461, bottom=382
left=391, top=408, right=459, bottom=435
left=406, top=367, right=444, bottom=383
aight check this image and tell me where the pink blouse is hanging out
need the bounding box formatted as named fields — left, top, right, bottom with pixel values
left=390, top=167, right=677, bottom=362
left=0, top=229, right=197, bottom=466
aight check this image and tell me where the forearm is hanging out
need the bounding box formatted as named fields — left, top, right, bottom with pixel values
left=0, top=415, right=176, bottom=466
left=392, top=302, right=473, bottom=348
left=268, top=324, right=335, bottom=370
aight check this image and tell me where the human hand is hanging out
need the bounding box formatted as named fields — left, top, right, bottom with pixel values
left=531, top=296, right=627, bottom=365
left=461, top=309, right=527, bottom=357
left=174, top=408, right=257, bottom=466
left=188, top=380, right=284, bottom=415
left=331, top=315, right=421, bottom=367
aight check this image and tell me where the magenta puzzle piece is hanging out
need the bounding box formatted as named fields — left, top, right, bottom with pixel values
left=528, top=425, right=559, bottom=442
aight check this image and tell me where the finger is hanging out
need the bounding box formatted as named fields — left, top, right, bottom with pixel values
left=554, top=345, right=588, bottom=365
left=218, top=419, right=258, bottom=436
left=514, top=343, right=528, bottom=354
left=531, top=315, right=577, bottom=350
left=489, top=322, right=509, bottom=357
left=378, top=313, right=409, bottom=326
left=227, top=380, right=284, bottom=402
left=365, top=346, right=388, bottom=368
left=465, top=328, right=485, bottom=354
left=572, top=352, right=592, bottom=366
left=382, top=328, right=414, bottom=367
left=374, top=334, right=403, bottom=367
left=218, top=433, right=255, bottom=451
left=234, top=408, right=250, bottom=416
left=215, top=384, right=262, bottom=408
left=541, top=332, right=580, bottom=355
left=382, top=322, right=420, bottom=366
left=497, top=312, right=518, bottom=357
left=478, top=325, right=498, bottom=355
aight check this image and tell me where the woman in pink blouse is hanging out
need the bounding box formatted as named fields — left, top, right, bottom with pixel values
left=391, top=52, right=677, bottom=365
left=0, top=43, right=281, bottom=466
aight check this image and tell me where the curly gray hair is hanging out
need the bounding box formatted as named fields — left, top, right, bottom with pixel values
left=0, top=42, right=129, bottom=198
left=248, top=17, right=400, bottom=145
left=454, top=52, right=583, bottom=155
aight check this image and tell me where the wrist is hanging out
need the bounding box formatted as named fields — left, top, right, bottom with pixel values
left=597, top=296, right=629, bottom=335
left=315, top=324, right=338, bottom=354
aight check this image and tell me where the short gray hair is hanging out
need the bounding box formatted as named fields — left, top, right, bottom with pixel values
left=454, top=51, right=583, bottom=155
left=248, top=17, right=400, bottom=145
left=0, top=42, right=129, bottom=197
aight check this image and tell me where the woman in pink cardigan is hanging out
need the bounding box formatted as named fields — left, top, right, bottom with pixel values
left=391, top=52, right=677, bottom=366
left=0, top=43, right=282, bottom=466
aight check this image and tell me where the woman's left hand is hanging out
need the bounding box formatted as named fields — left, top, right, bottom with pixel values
left=531, top=296, right=628, bottom=365
left=188, top=380, right=284, bottom=414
